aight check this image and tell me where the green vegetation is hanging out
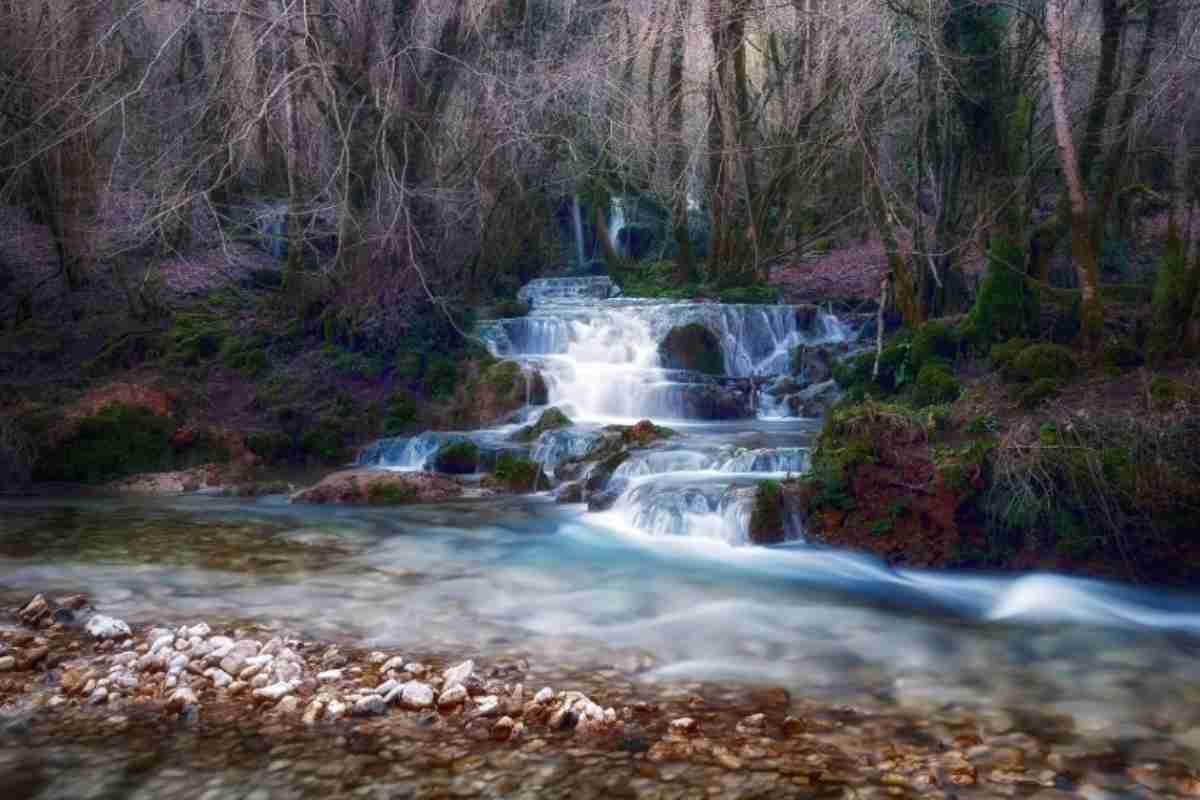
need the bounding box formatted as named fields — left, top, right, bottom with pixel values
left=617, top=261, right=779, bottom=303
left=297, top=419, right=345, bottom=463
left=164, top=313, right=227, bottom=367
left=1017, top=378, right=1062, bottom=408
left=433, top=441, right=480, bottom=474
left=1011, top=343, right=1077, bottom=383
left=511, top=406, right=572, bottom=442
left=367, top=482, right=419, bottom=505
left=246, top=431, right=292, bottom=464
left=493, top=452, right=544, bottom=492
left=383, top=390, right=419, bottom=434
left=913, top=363, right=961, bottom=407
left=748, top=480, right=786, bottom=545
left=35, top=404, right=176, bottom=483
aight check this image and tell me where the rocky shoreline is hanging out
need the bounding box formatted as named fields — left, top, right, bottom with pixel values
left=4, top=594, right=1200, bottom=798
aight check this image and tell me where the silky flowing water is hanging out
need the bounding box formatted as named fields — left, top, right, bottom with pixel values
left=4, top=279, right=1200, bottom=797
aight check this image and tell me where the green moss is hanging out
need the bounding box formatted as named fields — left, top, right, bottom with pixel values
left=298, top=419, right=344, bottom=463
left=1148, top=233, right=1190, bottom=363
left=34, top=404, right=176, bottom=483
left=912, top=363, right=961, bottom=407
left=485, top=361, right=521, bottom=396
left=493, top=452, right=544, bottom=492
left=1148, top=375, right=1196, bottom=410
left=963, top=231, right=1035, bottom=351
left=748, top=480, right=787, bottom=544
left=433, top=441, right=480, bottom=475
left=1099, top=338, right=1142, bottom=372
left=327, top=346, right=386, bottom=380
left=246, top=431, right=292, bottom=464
left=394, top=351, right=423, bottom=380
left=367, top=482, right=419, bottom=505
left=911, top=321, right=960, bottom=370
left=658, top=324, right=724, bottom=376
left=383, top=390, right=418, bottom=434
left=1012, top=343, right=1077, bottom=383
left=164, top=313, right=227, bottom=367
left=989, top=337, right=1031, bottom=380
left=511, top=407, right=573, bottom=442
left=1017, top=378, right=1061, bottom=408
left=425, top=356, right=458, bottom=400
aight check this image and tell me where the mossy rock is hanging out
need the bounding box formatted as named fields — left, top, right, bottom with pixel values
left=748, top=480, right=787, bottom=545
left=164, top=313, right=227, bottom=367
left=620, top=420, right=676, bottom=447
left=1012, top=344, right=1077, bottom=383
left=34, top=404, right=176, bottom=483
left=433, top=441, right=480, bottom=475
left=911, top=321, right=960, bottom=371
left=912, top=363, right=961, bottom=407
left=989, top=337, right=1031, bottom=378
left=658, top=324, right=724, bottom=376
left=511, top=407, right=573, bottom=443
left=1148, top=375, right=1197, bottom=410
left=493, top=452, right=547, bottom=492
left=1017, top=378, right=1062, bottom=409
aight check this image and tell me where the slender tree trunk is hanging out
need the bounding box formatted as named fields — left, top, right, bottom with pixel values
left=669, top=0, right=696, bottom=283
left=1046, top=0, right=1103, bottom=348
left=280, top=0, right=305, bottom=285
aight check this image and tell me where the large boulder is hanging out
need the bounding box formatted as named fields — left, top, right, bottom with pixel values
left=433, top=441, right=480, bottom=475
left=292, top=469, right=462, bottom=505
left=510, top=407, right=572, bottom=443
left=658, top=324, right=724, bottom=376
left=444, top=361, right=547, bottom=429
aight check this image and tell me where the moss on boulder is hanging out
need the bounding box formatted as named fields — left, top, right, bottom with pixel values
left=433, top=441, right=480, bottom=474
left=658, top=324, right=724, bottom=376
left=748, top=480, right=787, bottom=545
left=913, top=363, right=961, bottom=408
left=1012, top=344, right=1077, bottom=383
left=511, top=407, right=572, bottom=442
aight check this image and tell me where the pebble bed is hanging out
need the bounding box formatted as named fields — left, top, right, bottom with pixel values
left=3, top=593, right=1200, bottom=799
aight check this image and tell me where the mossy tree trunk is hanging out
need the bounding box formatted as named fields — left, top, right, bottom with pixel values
left=668, top=0, right=697, bottom=284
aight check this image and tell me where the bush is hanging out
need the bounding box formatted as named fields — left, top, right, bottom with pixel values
left=433, top=441, right=480, bottom=474
left=246, top=431, right=292, bottom=464
left=1017, top=378, right=1062, bottom=409
left=913, top=363, right=961, bottom=407
left=298, top=419, right=344, bottom=463
left=425, top=356, right=459, bottom=400
left=164, top=313, right=227, bottom=367
left=35, top=404, right=175, bottom=483
left=1012, top=343, right=1077, bottom=383
left=989, top=338, right=1031, bottom=379
left=384, top=390, right=418, bottom=434
left=911, top=321, right=960, bottom=370
left=748, top=480, right=786, bottom=545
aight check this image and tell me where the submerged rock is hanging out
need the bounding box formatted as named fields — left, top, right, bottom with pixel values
left=291, top=469, right=463, bottom=505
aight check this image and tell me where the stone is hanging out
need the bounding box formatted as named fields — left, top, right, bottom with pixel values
left=228, top=681, right=248, bottom=695
left=380, top=656, right=406, bottom=673
left=89, top=687, right=109, bottom=705
left=492, top=716, right=515, bottom=741
left=220, top=654, right=248, bottom=676
left=0, top=656, right=14, bottom=672
left=442, top=660, right=474, bottom=689
left=403, top=662, right=427, bottom=676
left=781, top=716, right=806, bottom=736
left=167, top=687, right=198, bottom=714
left=470, top=695, right=501, bottom=719
left=395, top=681, right=435, bottom=710
left=711, top=745, right=742, bottom=770
left=60, top=668, right=86, bottom=694
left=303, top=698, right=325, bottom=725
left=112, top=651, right=138, bottom=666
left=353, top=695, right=386, bottom=717
left=253, top=682, right=292, bottom=702
left=374, top=679, right=399, bottom=696
left=277, top=695, right=300, bottom=714
left=317, top=669, right=343, bottom=683
left=325, top=699, right=347, bottom=721
left=533, top=687, right=554, bottom=705
left=209, top=669, right=233, bottom=688
left=736, top=713, right=766, bottom=735
left=18, top=594, right=50, bottom=626
left=150, top=635, right=174, bottom=654
left=438, top=684, right=467, bottom=709
left=668, top=717, right=700, bottom=738
left=85, top=615, right=131, bottom=640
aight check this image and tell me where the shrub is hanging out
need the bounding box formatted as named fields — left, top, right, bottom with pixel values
left=384, top=390, right=418, bottom=434
left=748, top=480, right=786, bottom=545
left=1017, top=378, right=1062, bottom=409
left=425, top=356, right=459, bottom=399
left=912, top=363, right=960, bottom=407
left=298, top=419, right=344, bottom=463
left=911, top=321, right=960, bottom=371
left=433, top=441, right=480, bottom=474
left=164, top=313, right=227, bottom=367
left=35, top=404, right=175, bottom=483
left=1012, top=343, right=1077, bottom=383
left=367, top=482, right=419, bottom=505
left=989, top=338, right=1031, bottom=379
left=246, top=431, right=292, bottom=464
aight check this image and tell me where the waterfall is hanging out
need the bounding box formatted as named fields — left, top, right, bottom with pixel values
left=608, top=196, right=626, bottom=254
left=571, top=194, right=587, bottom=270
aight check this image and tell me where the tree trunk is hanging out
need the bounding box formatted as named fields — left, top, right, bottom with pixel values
left=1046, top=0, right=1103, bottom=348
left=669, top=0, right=697, bottom=283
left=280, top=0, right=305, bottom=286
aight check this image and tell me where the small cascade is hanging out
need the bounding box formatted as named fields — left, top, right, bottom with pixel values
left=718, top=447, right=810, bottom=475
left=571, top=194, right=587, bottom=270
left=608, top=196, right=627, bottom=253
left=530, top=429, right=604, bottom=476
left=357, top=433, right=455, bottom=471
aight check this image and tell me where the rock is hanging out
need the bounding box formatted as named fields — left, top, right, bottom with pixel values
left=438, top=684, right=467, bottom=709
left=210, top=669, right=233, bottom=688
left=711, top=745, right=742, bottom=770
left=88, top=687, right=109, bottom=705
left=85, top=614, right=131, bottom=640
left=404, top=662, right=427, bottom=676
left=442, top=660, right=475, bottom=689
left=291, top=469, right=463, bottom=505
left=253, top=682, right=292, bottom=702
left=668, top=717, right=700, bottom=738
left=380, top=656, right=406, bottom=673
left=18, top=594, right=50, bottom=627
left=302, top=698, right=325, bottom=725
left=366, top=652, right=388, bottom=665
left=586, top=483, right=625, bottom=512
left=736, top=713, right=767, bottom=735
left=781, top=716, right=806, bottom=736
left=112, top=651, right=138, bottom=666
left=374, top=679, right=399, bottom=696
left=277, top=696, right=300, bottom=714
left=220, top=655, right=247, bottom=676
left=353, top=695, right=386, bottom=716
left=793, top=379, right=840, bottom=417
left=60, top=668, right=86, bottom=693
left=533, top=687, right=555, bottom=705
left=317, top=669, right=342, bottom=683
left=658, top=324, right=723, bottom=376
left=57, top=594, right=91, bottom=611
left=228, top=681, right=248, bottom=695
left=19, top=646, right=49, bottom=669
left=166, top=687, right=198, bottom=714
left=187, top=622, right=212, bottom=638
left=0, top=656, right=14, bottom=672
left=470, top=695, right=501, bottom=718
left=492, top=716, right=516, bottom=741
left=393, top=681, right=435, bottom=710
left=554, top=481, right=585, bottom=504
left=325, top=699, right=347, bottom=721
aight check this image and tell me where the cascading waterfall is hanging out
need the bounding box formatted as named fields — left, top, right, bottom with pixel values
left=608, top=196, right=626, bottom=254
left=571, top=194, right=587, bottom=270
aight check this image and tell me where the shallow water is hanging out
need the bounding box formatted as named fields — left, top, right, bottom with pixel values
left=4, top=490, right=1200, bottom=754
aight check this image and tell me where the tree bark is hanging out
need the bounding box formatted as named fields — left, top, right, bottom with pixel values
left=669, top=0, right=697, bottom=283
left=1046, top=0, right=1103, bottom=348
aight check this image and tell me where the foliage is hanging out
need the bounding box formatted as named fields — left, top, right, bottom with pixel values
left=383, top=390, right=419, bottom=434
left=34, top=404, right=176, bottom=483
left=493, top=452, right=544, bottom=492
left=1011, top=343, right=1077, bottom=383
left=164, top=313, right=227, bottom=367
left=988, top=337, right=1031, bottom=378
left=911, top=320, right=960, bottom=369
left=246, top=431, right=292, bottom=464
left=297, top=418, right=344, bottom=463
left=962, top=233, right=1035, bottom=351
left=367, top=482, right=419, bottom=505
left=1099, top=338, right=1142, bottom=372
left=748, top=480, right=787, bottom=544
left=511, top=406, right=573, bottom=442
left=1017, top=378, right=1062, bottom=408
left=433, top=441, right=480, bottom=474
left=913, top=363, right=961, bottom=407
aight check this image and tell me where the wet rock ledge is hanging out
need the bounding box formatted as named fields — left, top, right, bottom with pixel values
left=4, top=593, right=1200, bottom=799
